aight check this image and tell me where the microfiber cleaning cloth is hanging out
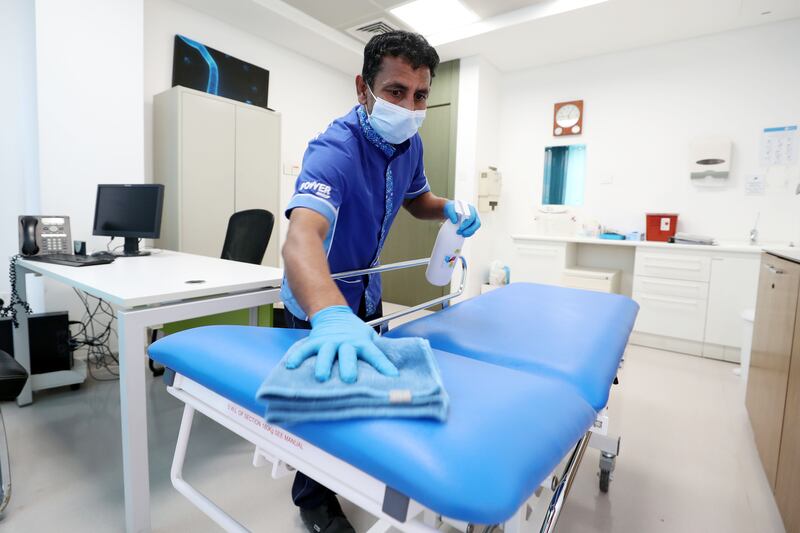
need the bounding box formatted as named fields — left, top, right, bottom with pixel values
left=256, top=335, right=449, bottom=424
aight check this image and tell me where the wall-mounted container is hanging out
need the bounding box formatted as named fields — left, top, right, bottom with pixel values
left=690, top=137, right=732, bottom=187
left=646, top=213, right=678, bottom=242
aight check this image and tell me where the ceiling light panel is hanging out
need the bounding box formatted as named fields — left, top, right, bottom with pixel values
left=390, top=0, right=480, bottom=36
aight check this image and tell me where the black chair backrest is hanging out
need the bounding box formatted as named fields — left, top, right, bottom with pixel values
left=220, top=209, right=275, bottom=265
left=0, top=349, right=28, bottom=401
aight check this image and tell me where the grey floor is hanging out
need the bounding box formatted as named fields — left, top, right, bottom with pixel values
left=0, top=335, right=787, bottom=532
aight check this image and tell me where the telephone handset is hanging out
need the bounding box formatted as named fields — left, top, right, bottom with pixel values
left=18, top=216, right=72, bottom=256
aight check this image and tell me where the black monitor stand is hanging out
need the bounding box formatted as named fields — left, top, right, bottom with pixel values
left=118, top=237, right=151, bottom=257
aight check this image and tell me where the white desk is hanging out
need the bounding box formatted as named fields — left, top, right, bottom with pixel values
left=11, top=250, right=283, bottom=533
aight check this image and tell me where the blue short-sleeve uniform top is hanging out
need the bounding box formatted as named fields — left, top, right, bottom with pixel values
left=281, top=104, right=431, bottom=320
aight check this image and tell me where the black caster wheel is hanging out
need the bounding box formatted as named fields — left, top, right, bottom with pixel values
left=70, top=383, right=81, bottom=391
left=149, top=358, right=165, bottom=377
left=599, top=469, right=610, bottom=493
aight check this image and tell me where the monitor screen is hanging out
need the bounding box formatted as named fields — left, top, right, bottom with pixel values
left=92, top=184, right=164, bottom=238
left=172, top=34, right=270, bottom=110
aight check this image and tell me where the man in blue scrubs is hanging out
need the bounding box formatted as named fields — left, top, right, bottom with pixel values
left=281, top=31, right=481, bottom=533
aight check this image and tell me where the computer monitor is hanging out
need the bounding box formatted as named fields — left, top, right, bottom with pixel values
left=92, top=184, right=165, bottom=256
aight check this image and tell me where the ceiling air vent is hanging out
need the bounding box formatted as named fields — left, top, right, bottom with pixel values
left=346, top=19, right=398, bottom=43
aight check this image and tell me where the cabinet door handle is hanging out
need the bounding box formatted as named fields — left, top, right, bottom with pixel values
left=638, top=294, right=700, bottom=308
left=764, top=264, right=785, bottom=275
left=643, top=260, right=702, bottom=272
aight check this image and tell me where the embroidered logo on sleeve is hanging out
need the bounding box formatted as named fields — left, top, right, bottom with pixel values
left=299, top=181, right=332, bottom=199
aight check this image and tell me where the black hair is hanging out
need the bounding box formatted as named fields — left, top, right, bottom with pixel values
left=361, top=31, right=440, bottom=88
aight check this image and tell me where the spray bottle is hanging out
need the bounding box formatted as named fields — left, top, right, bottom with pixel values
left=426, top=200, right=468, bottom=286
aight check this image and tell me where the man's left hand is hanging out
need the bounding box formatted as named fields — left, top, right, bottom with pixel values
left=444, top=200, right=481, bottom=237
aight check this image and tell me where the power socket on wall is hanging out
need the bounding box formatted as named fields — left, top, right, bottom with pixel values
left=600, top=175, right=614, bottom=185
left=283, top=163, right=300, bottom=176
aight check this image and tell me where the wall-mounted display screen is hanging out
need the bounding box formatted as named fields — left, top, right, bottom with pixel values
left=172, top=34, right=270, bottom=109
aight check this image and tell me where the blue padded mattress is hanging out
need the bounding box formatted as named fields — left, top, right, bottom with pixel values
left=388, top=283, right=639, bottom=410
left=149, top=325, right=596, bottom=524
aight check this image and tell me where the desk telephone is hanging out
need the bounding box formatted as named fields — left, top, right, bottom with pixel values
left=1, top=216, right=67, bottom=326
left=19, top=215, right=72, bottom=256
left=17, top=216, right=114, bottom=267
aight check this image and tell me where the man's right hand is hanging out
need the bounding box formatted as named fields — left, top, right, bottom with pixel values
left=285, top=305, right=398, bottom=383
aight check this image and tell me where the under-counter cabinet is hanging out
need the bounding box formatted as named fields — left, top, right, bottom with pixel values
left=510, top=236, right=761, bottom=361
left=746, top=252, right=800, bottom=533
left=632, top=249, right=759, bottom=359
left=511, top=240, right=575, bottom=286
left=632, top=250, right=711, bottom=345
left=777, top=308, right=800, bottom=533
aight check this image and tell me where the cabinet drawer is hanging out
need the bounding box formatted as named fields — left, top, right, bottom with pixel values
left=632, top=290, right=708, bottom=341
left=635, top=250, right=711, bottom=282
left=513, top=242, right=568, bottom=286
left=634, top=276, right=709, bottom=300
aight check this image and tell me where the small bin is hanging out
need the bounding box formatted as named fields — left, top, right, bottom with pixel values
left=646, top=213, right=678, bottom=242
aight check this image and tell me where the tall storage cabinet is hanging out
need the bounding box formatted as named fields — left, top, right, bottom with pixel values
left=746, top=251, right=800, bottom=533
left=154, top=86, right=281, bottom=266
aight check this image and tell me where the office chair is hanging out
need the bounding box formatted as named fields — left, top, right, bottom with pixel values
left=0, top=349, right=29, bottom=515
left=149, top=210, right=275, bottom=376
left=220, top=209, right=275, bottom=265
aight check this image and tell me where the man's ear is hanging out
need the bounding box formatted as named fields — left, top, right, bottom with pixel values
left=355, top=75, right=368, bottom=106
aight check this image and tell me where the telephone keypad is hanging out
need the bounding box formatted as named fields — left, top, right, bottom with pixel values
left=43, top=236, right=67, bottom=253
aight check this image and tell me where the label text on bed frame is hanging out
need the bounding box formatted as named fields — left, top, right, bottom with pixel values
left=226, top=402, right=305, bottom=450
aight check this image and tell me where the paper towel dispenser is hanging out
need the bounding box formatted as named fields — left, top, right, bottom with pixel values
left=690, top=137, right=732, bottom=187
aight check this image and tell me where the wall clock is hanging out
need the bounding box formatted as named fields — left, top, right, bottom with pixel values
left=553, top=100, right=583, bottom=136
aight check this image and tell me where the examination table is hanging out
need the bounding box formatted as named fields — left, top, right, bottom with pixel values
left=149, top=271, right=639, bottom=533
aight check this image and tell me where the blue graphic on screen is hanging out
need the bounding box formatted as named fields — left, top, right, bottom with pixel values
left=172, top=34, right=270, bottom=109
left=177, top=35, right=219, bottom=95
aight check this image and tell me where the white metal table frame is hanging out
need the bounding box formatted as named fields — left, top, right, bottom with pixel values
left=10, top=256, right=282, bottom=533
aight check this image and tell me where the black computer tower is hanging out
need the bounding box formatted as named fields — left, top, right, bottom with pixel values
left=0, top=317, right=12, bottom=356
left=28, top=312, right=72, bottom=374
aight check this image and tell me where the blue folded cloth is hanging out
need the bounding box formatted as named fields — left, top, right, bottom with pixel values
left=256, top=335, right=449, bottom=424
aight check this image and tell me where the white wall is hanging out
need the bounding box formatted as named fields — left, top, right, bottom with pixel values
left=496, top=19, right=800, bottom=256
left=35, top=0, right=145, bottom=313
left=143, top=0, right=356, bottom=251
left=0, top=0, right=41, bottom=303
left=454, top=56, right=502, bottom=297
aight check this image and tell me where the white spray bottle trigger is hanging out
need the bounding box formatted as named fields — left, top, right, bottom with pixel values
left=425, top=202, right=467, bottom=286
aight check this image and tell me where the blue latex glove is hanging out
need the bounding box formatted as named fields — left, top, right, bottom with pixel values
left=285, top=305, right=399, bottom=383
left=444, top=200, right=481, bottom=237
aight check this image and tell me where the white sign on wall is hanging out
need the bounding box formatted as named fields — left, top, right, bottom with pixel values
left=745, top=175, right=766, bottom=195
left=760, top=125, right=798, bottom=167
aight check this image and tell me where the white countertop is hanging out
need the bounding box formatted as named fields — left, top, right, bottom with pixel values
left=510, top=234, right=794, bottom=254
left=766, top=248, right=800, bottom=264
left=17, top=250, right=283, bottom=308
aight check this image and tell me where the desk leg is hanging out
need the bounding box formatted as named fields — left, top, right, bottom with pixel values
left=13, top=264, right=32, bottom=406
left=248, top=307, right=258, bottom=326
left=117, top=310, right=151, bottom=533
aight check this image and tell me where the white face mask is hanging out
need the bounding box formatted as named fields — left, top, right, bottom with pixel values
left=366, top=85, right=426, bottom=144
